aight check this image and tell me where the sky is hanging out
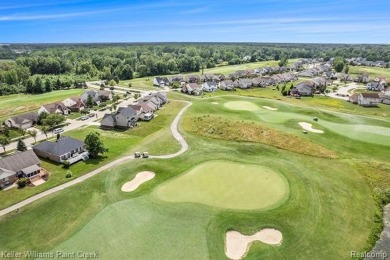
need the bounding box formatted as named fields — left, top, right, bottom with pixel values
left=0, top=0, right=389, bottom=44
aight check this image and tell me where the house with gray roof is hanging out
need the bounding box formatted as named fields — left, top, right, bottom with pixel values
left=202, top=82, right=218, bottom=92
left=5, top=112, right=38, bottom=130
left=219, top=80, right=235, bottom=91
left=182, top=83, right=202, bottom=95
left=100, top=107, right=138, bottom=129
left=81, top=90, right=101, bottom=105
left=32, top=136, right=88, bottom=164
left=153, top=77, right=170, bottom=87
left=0, top=150, right=41, bottom=188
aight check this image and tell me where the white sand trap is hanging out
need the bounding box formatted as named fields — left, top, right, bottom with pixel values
left=211, top=102, right=219, bottom=105
left=262, top=106, right=278, bottom=111
left=298, top=122, right=324, bottom=134
left=225, top=229, right=283, bottom=259
left=121, top=171, right=155, bottom=192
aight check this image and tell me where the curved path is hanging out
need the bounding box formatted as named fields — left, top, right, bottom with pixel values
left=0, top=101, right=192, bottom=217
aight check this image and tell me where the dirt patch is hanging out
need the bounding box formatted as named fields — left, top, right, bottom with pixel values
left=121, top=171, right=155, bottom=192
left=298, top=122, right=324, bottom=133
left=225, top=228, right=283, bottom=259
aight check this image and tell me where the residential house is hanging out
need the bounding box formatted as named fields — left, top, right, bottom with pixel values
left=142, top=95, right=161, bottom=109
left=348, top=93, right=359, bottom=104
left=153, top=92, right=169, bottom=105
left=38, top=102, right=69, bottom=115
left=219, top=80, right=235, bottom=91
left=293, top=81, right=315, bottom=96
left=32, top=136, right=88, bottom=164
left=98, top=90, right=113, bottom=101
left=366, top=82, right=385, bottom=91
left=185, top=75, right=200, bottom=83
left=182, top=83, right=202, bottom=95
left=5, top=112, right=38, bottom=129
left=0, top=150, right=41, bottom=188
left=357, top=93, right=381, bottom=107
left=202, top=82, right=218, bottom=92
left=80, top=90, right=101, bottom=105
left=62, top=97, right=85, bottom=112
left=153, top=77, right=170, bottom=87
left=380, top=95, right=390, bottom=105
left=168, top=75, right=184, bottom=85
left=234, top=78, right=253, bottom=89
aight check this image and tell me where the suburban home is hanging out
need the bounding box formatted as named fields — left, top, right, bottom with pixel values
left=142, top=95, right=161, bottom=109
left=0, top=150, right=41, bottom=188
left=5, top=112, right=38, bottom=129
left=38, top=102, right=69, bottom=115
left=185, top=75, right=200, bottom=83
left=62, top=97, right=85, bottom=112
left=182, top=83, right=202, bottom=95
left=168, top=75, right=184, bottom=85
left=348, top=93, right=359, bottom=104
left=98, top=90, right=113, bottom=101
left=366, top=82, right=385, bottom=91
left=153, top=92, right=169, bottom=105
left=293, top=81, right=315, bottom=96
left=219, top=80, right=235, bottom=91
left=137, top=101, right=155, bottom=113
left=153, top=77, right=169, bottom=87
left=234, top=78, right=253, bottom=89
left=80, top=90, right=101, bottom=105
left=380, top=95, right=390, bottom=105
left=357, top=93, right=381, bottom=107
left=32, top=136, right=88, bottom=165
left=202, top=82, right=218, bottom=92
left=100, top=107, right=138, bottom=129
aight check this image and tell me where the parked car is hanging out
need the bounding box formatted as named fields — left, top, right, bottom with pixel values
left=134, top=152, right=141, bottom=158
left=80, top=116, right=89, bottom=121
left=88, top=113, right=95, bottom=117
left=53, top=128, right=64, bottom=134
left=142, top=152, right=149, bottom=158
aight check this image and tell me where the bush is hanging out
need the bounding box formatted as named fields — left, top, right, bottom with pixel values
left=63, top=160, right=70, bottom=169
left=65, top=171, right=72, bottom=178
left=17, top=177, right=27, bottom=188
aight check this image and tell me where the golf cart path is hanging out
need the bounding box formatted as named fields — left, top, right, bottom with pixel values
left=0, top=101, right=192, bottom=217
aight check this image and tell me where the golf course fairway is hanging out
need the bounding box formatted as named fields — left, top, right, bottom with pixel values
left=155, top=161, right=289, bottom=210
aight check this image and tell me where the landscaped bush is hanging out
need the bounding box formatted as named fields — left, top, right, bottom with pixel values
left=65, top=171, right=72, bottom=178
left=63, top=160, right=70, bottom=169
left=17, top=178, right=27, bottom=188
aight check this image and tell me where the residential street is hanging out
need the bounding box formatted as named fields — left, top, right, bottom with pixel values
left=3, top=96, right=137, bottom=152
left=327, top=82, right=360, bottom=100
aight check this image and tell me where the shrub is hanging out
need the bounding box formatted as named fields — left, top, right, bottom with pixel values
left=65, top=171, right=72, bottom=178
left=17, top=178, right=27, bottom=188
left=63, top=160, right=70, bottom=169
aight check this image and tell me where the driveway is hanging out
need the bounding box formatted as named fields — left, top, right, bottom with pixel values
left=328, top=82, right=360, bottom=100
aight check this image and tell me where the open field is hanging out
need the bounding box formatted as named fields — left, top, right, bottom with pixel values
left=0, top=89, right=84, bottom=122
left=0, top=91, right=389, bottom=259
left=349, top=66, right=390, bottom=79
left=155, top=161, right=289, bottom=210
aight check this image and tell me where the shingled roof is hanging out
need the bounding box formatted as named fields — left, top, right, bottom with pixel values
left=33, top=137, right=85, bottom=157
left=0, top=150, right=40, bottom=172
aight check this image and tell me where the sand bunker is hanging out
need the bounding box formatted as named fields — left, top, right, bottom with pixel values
left=121, top=171, right=155, bottom=192
left=298, top=122, right=324, bottom=134
left=225, top=229, right=283, bottom=259
left=211, top=102, right=219, bottom=105
left=262, top=106, right=278, bottom=111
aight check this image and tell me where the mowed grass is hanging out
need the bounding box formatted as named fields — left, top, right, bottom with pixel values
left=155, top=161, right=289, bottom=210
left=0, top=93, right=388, bottom=259
left=0, top=89, right=85, bottom=122
left=0, top=101, right=185, bottom=210
left=349, top=66, right=390, bottom=79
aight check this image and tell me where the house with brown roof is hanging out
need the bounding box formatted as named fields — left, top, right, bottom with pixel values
left=62, top=97, right=85, bottom=112
left=357, top=93, right=381, bottom=107
left=5, top=112, right=38, bottom=129
left=38, top=102, right=69, bottom=115
left=219, top=80, right=235, bottom=91
left=348, top=93, right=359, bottom=104
left=182, top=83, right=202, bottom=95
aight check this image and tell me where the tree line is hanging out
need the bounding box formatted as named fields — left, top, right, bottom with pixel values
left=1, top=43, right=390, bottom=96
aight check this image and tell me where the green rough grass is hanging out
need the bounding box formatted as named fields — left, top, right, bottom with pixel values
left=0, top=101, right=185, bottom=210
left=0, top=93, right=388, bottom=259
left=155, top=161, right=289, bottom=210
left=349, top=66, right=390, bottom=79
left=0, top=89, right=85, bottom=123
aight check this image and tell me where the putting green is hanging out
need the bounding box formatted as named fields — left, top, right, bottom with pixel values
left=224, top=101, right=259, bottom=111
left=155, top=161, right=289, bottom=210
